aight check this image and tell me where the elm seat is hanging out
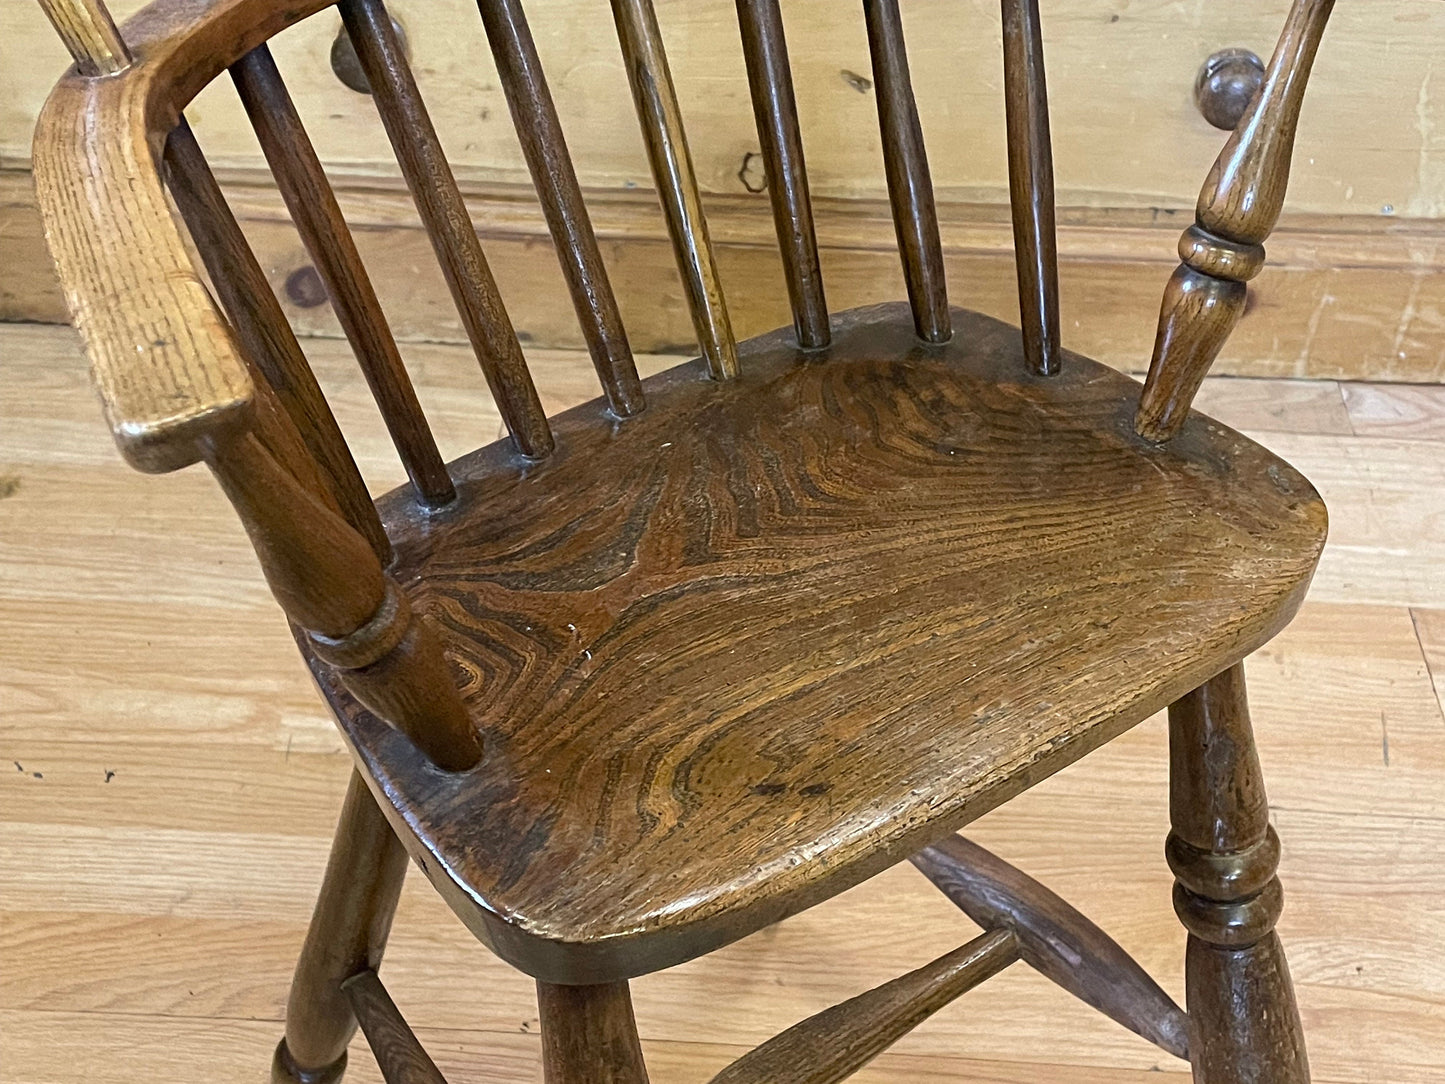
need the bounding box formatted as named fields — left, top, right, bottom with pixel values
left=312, top=304, right=1327, bottom=984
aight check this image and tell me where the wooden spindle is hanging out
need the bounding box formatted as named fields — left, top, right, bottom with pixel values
left=231, top=45, right=455, bottom=506
left=862, top=0, right=949, bottom=344
left=163, top=119, right=390, bottom=560
left=538, top=980, right=651, bottom=1084
left=36, top=0, right=131, bottom=76
left=708, top=930, right=1018, bottom=1084
left=1135, top=0, right=1334, bottom=442
left=342, top=971, right=448, bottom=1084
left=207, top=432, right=481, bottom=772
left=612, top=0, right=739, bottom=380
left=339, top=0, right=555, bottom=457
left=476, top=0, right=645, bottom=418
left=736, top=0, right=829, bottom=350
left=1001, top=0, right=1060, bottom=376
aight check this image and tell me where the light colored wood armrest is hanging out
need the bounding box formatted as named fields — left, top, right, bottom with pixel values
left=30, top=0, right=334, bottom=472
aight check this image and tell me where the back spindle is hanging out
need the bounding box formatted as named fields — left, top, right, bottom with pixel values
left=612, top=0, right=740, bottom=380
left=1001, top=0, right=1060, bottom=377
left=231, top=45, right=455, bottom=506
left=1136, top=0, right=1335, bottom=442
left=339, top=0, right=555, bottom=456
left=476, top=0, right=645, bottom=417
left=863, top=0, right=950, bottom=344
left=736, top=0, right=830, bottom=350
left=163, top=119, right=391, bottom=560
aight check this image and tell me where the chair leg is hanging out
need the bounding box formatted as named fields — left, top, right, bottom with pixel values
left=537, top=979, right=650, bottom=1084
left=273, top=769, right=410, bottom=1084
left=1166, top=663, right=1309, bottom=1084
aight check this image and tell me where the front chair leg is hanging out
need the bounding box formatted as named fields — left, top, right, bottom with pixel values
left=537, top=979, right=650, bottom=1084
left=1167, top=663, right=1309, bottom=1084
left=273, top=769, right=410, bottom=1084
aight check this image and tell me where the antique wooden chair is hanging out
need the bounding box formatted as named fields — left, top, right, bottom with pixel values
left=33, top=0, right=1335, bottom=1080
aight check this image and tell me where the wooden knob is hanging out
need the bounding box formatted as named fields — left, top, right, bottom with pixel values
left=1194, top=48, right=1265, bottom=131
left=330, top=15, right=408, bottom=94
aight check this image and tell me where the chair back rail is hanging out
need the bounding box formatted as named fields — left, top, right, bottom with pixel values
left=863, top=0, right=950, bottom=345
left=478, top=0, right=646, bottom=417
left=736, top=0, right=830, bottom=350
left=612, top=0, right=740, bottom=381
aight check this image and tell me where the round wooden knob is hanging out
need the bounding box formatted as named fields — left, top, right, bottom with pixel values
left=1194, top=49, right=1265, bottom=131
left=330, top=17, right=409, bottom=94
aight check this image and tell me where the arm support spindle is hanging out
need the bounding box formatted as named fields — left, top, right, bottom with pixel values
left=1135, top=0, right=1334, bottom=442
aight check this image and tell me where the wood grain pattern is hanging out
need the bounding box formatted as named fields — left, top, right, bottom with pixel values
left=338, top=0, right=553, bottom=460
left=1136, top=0, right=1336, bottom=442
left=318, top=302, right=1324, bottom=983
left=735, top=0, right=829, bottom=350
left=476, top=0, right=645, bottom=418
left=611, top=0, right=739, bottom=380
left=342, top=970, right=447, bottom=1084
left=36, top=0, right=131, bottom=75
left=4, top=323, right=1445, bottom=1084
left=708, top=929, right=1018, bottom=1084
left=863, top=0, right=949, bottom=344
left=231, top=43, right=455, bottom=505
left=912, top=833, right=1189, bottom=1061
left=999, top=0, right=1060, bottom=377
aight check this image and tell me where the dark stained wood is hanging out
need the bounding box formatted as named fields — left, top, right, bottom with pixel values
left=735, top=0, right=829, bottom=350
left=341, top=970, right=448, bottom=1084
left=162, top=118, right=390, bottom=560
left=611, top=0, right=740, bottom=380
left=537, top=980, right=650, bottom=1084
left=319, top=302, right=1325, bottom=983
left=338, top=0, right=554, bottom=458
left=862, top=0, right=949, bottom=344
left=476, top=0, right=644, bottom=418
left=230, top=44, right=456, bottom=505
left=709, top=929, right=1018, bottom=1084
left=912, top=834, right=1189, bottom=1060
left=1168, top=664, right=1309, bottom=1082
left=206, top=431, right=482, bottom=771
left=1000, top=0, right=1060, bottom=377
left=273, top=770, right=409, bottom=1084
left=1136, top=0, right=1335, bottom=442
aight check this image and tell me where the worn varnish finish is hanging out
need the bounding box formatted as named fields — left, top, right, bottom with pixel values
left=1000, top=0, right=1060, bottom=377
left=1169, top=665, right=1310, bottom=1083
left=612, top=0, right=739, bottom=380
left=1137, top=0, right=1335, bottom=442
left=913, top=834, right=1189, bottom=1060
left=320, top=303, right=1324, bottom=983
left=32, top=0, right=1334, bottom=1079
left=476, top=0, right=644, bottom=418
left=736, top=0, right=829, bottom=350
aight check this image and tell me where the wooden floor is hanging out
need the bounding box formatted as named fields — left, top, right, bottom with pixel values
left=1, top=321, right=1443, bottom=1083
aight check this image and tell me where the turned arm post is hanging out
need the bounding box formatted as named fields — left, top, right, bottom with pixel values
left=1135, top=0, right=1334, bottom=442
left=205, top=431, right=482, bottom=772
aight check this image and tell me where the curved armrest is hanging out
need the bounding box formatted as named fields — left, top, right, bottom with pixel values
left=31, top=0, right=333, bottom=472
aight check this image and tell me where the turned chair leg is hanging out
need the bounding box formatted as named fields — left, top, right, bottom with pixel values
left=1167, top=663, right=1309, bottom=1084
left=273, top=770, right=410, bottom=1084
left=537, top=979, right=650, bottom=1084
